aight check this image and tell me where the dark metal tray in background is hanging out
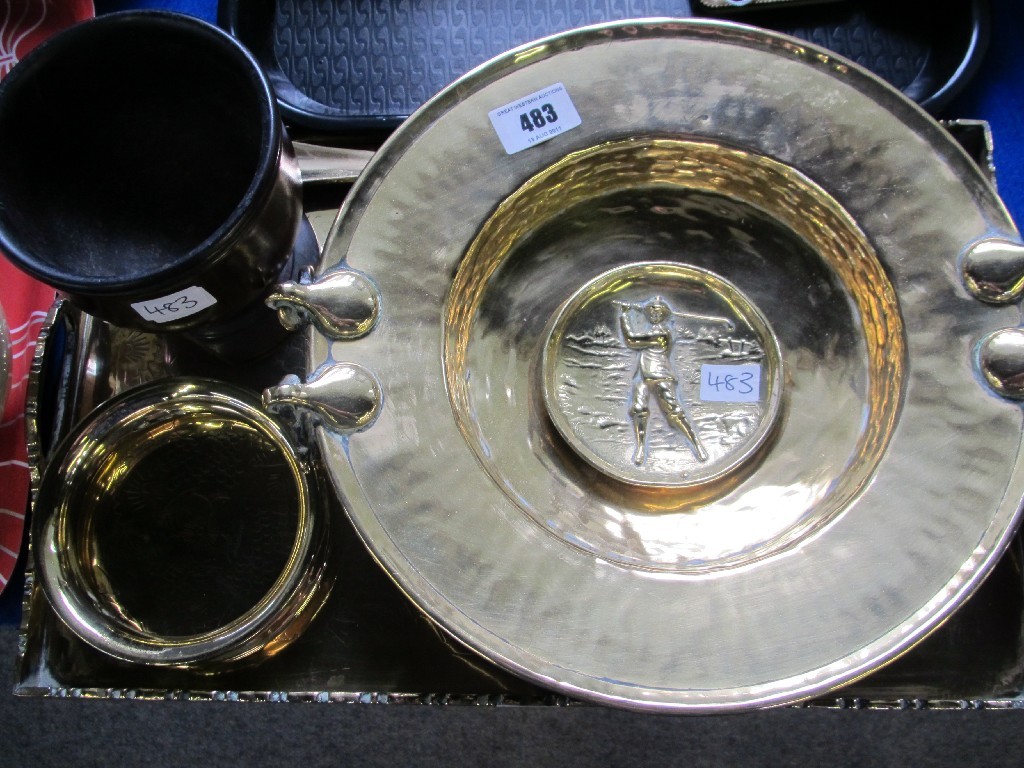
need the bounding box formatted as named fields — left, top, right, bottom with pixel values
left=219, top=0, right=988, bottom=132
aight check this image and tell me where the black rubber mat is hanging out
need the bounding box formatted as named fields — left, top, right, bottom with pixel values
left=708, top=0, right=989, bottom=113
left=220, top=0, right=988, bottom=131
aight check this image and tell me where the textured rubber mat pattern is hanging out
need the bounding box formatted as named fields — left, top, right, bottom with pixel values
left=222, top=0, right=986, bottom=129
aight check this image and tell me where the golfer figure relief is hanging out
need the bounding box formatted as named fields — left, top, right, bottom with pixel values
left=617, top=297, right=731, bottom=466
left=542, top=263, right=782, bottom=489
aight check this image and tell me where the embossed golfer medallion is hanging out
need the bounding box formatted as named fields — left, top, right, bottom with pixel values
left=542, top=262, right=782, bottom=488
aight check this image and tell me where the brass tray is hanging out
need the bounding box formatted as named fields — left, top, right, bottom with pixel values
left=13, top=121, right=1024, bottom=709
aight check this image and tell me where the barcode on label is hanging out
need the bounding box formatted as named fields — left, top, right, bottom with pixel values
left=488, top=83, right=582, bottom=155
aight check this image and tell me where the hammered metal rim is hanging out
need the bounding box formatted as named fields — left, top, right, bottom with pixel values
left=310, top=19, right=1024, bottom=712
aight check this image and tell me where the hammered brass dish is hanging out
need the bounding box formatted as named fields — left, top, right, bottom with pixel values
left=281, top=19, right=1024, bottom=711
left=33, top=378, right=333, bottom=670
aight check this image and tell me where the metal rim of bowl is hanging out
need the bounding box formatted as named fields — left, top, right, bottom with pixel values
left=33, top=377, right=333, bottom=670
left=304, top=18, right=1024, bottom=711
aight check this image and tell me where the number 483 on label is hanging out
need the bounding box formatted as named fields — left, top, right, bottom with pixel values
left=488, top=83, right=582, bottom=155
left=699, top=363, right=762, bottom=403
left=520, top=104, right=559, bottom=132
left=131, top=285, right=218, bottom=324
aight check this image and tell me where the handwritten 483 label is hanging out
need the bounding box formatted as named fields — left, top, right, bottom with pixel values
left=699, top=363, right=762, bottom=403
left=131, top=286, right=217, bottom=324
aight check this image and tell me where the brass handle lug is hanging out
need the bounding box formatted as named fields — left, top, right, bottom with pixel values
left=962, top=238, right=1024, bottom=304
left=267, top=267, right=380, bottom=340
left=978, top=328, right=1024, bottom=400
left=263, top=364, right=382, bottom=435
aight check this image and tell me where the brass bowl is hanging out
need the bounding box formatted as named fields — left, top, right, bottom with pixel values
left=33, top=378, right=333, bottom=670
left=294, top=20, right=1024, bottom=711
left=445, top=137, right=901, bottom=556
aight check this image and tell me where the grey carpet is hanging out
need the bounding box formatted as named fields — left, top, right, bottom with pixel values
left=4, top=623, right=1024, bottom=766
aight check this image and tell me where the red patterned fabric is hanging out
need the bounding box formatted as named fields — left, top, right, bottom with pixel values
left=0, top=0, right=94, bottom=595
left=0, top=0, right=93, bottom=77
left=0, top=261, right=53, bottom=593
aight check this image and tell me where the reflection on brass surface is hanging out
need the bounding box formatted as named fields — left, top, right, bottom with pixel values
left=108, top=327, right=175, bottom=388
left=542, top=262, right=782, bottom=488
left=33, top=378, right=333, bottom=670
left=979, top=328, right=1024, bottom=400
left=264, top=363, right=382, bottom=434
left=445, top=137, right=903, bottom=569
left=293, top=141, right=374, bottom=186
left=962, top=238, right=1024, bottom=304
left=267, top=266, right=381, bottom=339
